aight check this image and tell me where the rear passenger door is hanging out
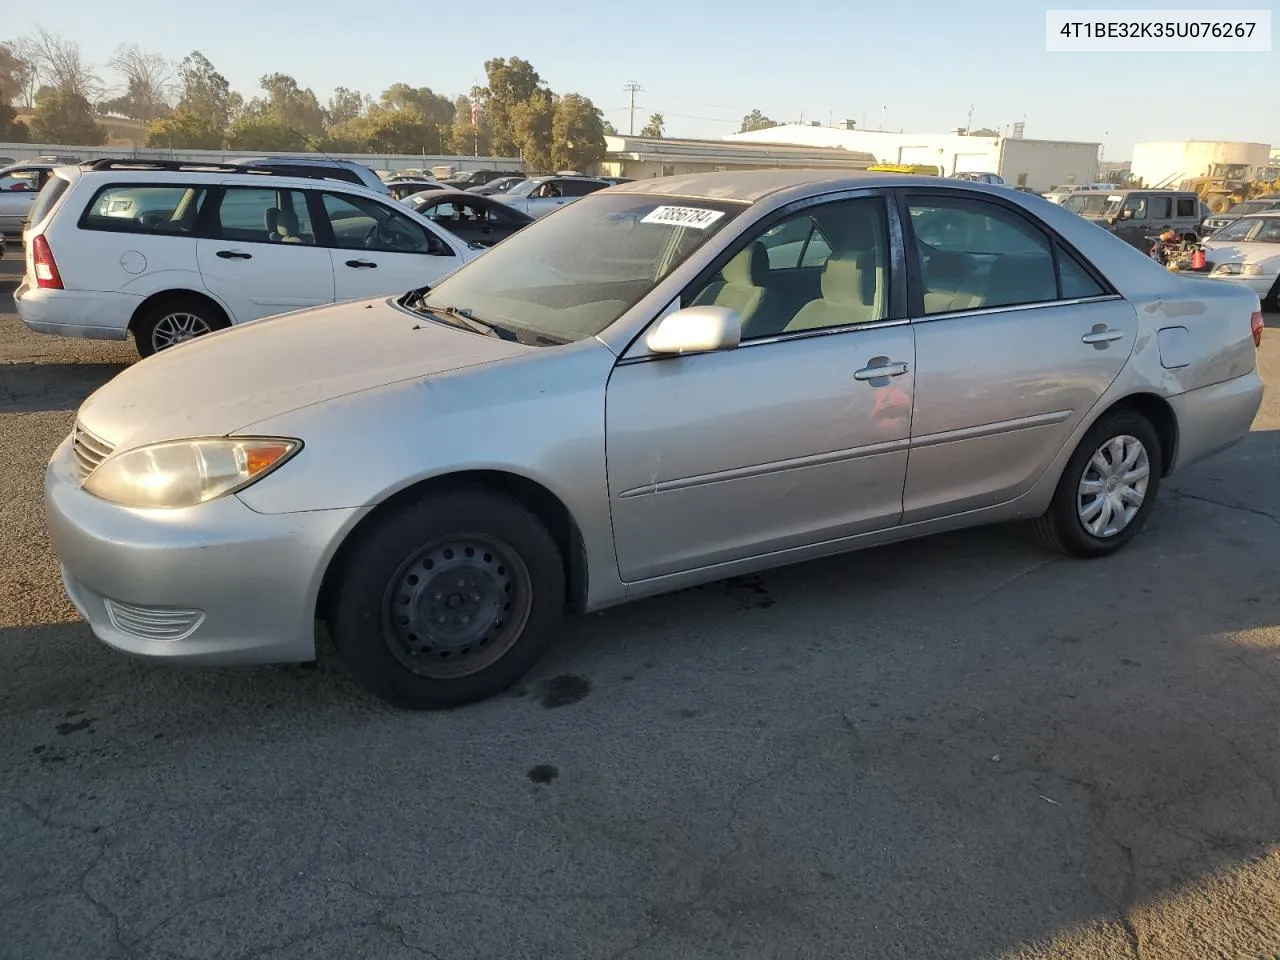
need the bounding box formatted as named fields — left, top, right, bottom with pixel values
left=900, top=190, right=1139, bottom=523
left=195, top=185, right=335, bottom=324
left=315, top=191, right=462, bottom=302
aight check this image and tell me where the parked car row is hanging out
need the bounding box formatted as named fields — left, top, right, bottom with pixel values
left=38, top=169, right=1264, bottom=713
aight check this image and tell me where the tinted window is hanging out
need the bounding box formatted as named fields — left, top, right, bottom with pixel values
left=907, top=196, right=1057, bottom=314
left=1056, top=245, right=1107, bottom=299
left=1176, top=197, right=1198, bottom=217
left=320, top=192, right=448, bottom=255
left=1150, top=196, right=1172, bottom=219
left=29, top=174, right=70, bottom=225
left=80, top=184, right=211, bottom=235
left=561, top=180, right=606, bottom=198
left=214, top=187, right=315, bottom=244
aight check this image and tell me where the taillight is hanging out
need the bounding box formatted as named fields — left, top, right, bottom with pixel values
left=1251, top=311, right=1264, bottom=349
left=32, top=235, right=63, bottom=290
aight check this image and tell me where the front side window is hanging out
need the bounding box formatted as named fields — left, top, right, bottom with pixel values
left=561, top=180, right=606, bottom=198
left=907, top=196, right=1058, bottom=314
left=81, top=184, right=212, bottom=235
left=687, top=197, right=888, bottom=340
left=415, top=194, right=743, bottom=344
left=213, top=187, right=314, bottom=244
left=320, top=192, right=448, bottom=255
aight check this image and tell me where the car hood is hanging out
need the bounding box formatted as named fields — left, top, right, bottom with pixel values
left=1201, top=240, right=1280, bottom=265
left=76, top=297, right=532, bottom=452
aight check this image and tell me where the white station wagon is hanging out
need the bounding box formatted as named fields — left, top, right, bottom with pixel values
left=16, top=159, right=482, bottom=357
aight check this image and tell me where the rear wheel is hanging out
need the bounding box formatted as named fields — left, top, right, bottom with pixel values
left=132, top=296, right=229, bottom=358
left=327, top=490, right=565, bottom=710
left=1031, top=409, right=1163, bottom=558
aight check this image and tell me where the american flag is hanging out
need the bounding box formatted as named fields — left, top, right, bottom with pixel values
left=471, top=102, right=479, bottom=125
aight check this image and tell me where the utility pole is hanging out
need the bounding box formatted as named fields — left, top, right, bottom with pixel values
left=966, top=103, right=974, bottom=135
left=623, top=81, right=642, bottom=135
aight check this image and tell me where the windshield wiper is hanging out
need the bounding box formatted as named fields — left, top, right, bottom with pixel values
left=426, top=304, right=519, bottom=342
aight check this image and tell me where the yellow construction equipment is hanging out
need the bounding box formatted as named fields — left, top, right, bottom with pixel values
left=1180, top=163, right=1277, bottom=213
left=867, top=163, right=941, bottom=176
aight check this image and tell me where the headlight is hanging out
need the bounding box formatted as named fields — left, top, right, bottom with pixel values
left=82, top=437, right=301, bottom=509
left=1212, top=262, right=1261, bottom=276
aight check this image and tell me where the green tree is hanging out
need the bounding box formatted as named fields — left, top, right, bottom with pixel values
left=0, top=103, right=29, bottom=141
left=739, top=109, right=777, bottom=133
left=225, top=112, right=308, bottom=151
left=28, top=86, right=106, bottom=145
left=146, top=51, right=233, bottom=148
left=482, top=57, right=547, bottom=158
left=379, top=83, right=453, bottom=126
left=510, top=90, right=555, bottom=171
left=601, top=119, right=619, bottom=136
left=326, top=86, right=368, bottom=128
left=101, top=44, right=172, bottom=121
left=551, top=93, right=607, bottom=172
left=639, top=112, right=664, bottom=138
left=248, top=72, right=325, bottom=139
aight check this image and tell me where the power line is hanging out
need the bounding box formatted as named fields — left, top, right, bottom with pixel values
left=622, top=81, right=642, bottom=135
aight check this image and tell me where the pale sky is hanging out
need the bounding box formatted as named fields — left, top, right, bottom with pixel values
left=9, top=0, right=1278, bottom=160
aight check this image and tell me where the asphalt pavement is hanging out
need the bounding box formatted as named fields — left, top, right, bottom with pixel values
left=4, top=255, right=1280, bottom=959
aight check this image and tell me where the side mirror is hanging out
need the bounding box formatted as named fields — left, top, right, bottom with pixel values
left=1120, top=208, right=1135, bottom=221
left=645, top=305, right=742, bottom=356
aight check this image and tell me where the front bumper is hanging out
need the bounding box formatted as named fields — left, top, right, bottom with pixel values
left=45, top=434, right=366, bottom=665
left=15, top=281, right=136, bottom=341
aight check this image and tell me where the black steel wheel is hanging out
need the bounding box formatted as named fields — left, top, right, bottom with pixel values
left=328, top=489, right=565, bottom=710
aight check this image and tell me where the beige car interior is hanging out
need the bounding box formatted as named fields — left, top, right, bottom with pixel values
left=266, top=207, right=307, bottom=243
left=690, top=241, right=778, bottom=336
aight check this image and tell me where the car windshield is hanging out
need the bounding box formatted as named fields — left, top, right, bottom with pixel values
left=1065, top=194, right=1109, bottom=215
left=1211, top=217, right=1280, bottom=243
left=1228, top=201, right=1270, bottom=216
left=503, top=179, right=538, bottom=198
left=415, top=194, right=743, bottom=343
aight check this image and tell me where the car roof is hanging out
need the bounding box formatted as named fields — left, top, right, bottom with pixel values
left=603, top=169, right=1013, bottom=204
left=63, top=166, right=387, bottom=196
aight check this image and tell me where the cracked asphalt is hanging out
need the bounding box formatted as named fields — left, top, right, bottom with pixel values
left=3, top=254, right=1280, bottom=960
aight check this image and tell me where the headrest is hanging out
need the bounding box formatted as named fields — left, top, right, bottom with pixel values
left=986, top=254, right=1056, bottom=304
left=820, top=250, right=873, bottom=304
left=722, top=241, right=768, bottom=286
left=264, top=207, right=280, bottom=232
left=276, top=208, right=299, bottom=235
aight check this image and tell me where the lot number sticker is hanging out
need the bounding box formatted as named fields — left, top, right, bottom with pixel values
left=640, top=205, right=725, bottom=229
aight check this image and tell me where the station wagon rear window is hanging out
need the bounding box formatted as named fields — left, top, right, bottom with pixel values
left=79, top=184, right=212, bottom=235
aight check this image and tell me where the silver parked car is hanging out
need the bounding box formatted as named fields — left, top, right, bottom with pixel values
left=494, top=175, right=611, bottom=218
left=47, top=171, right=1265, bottom=709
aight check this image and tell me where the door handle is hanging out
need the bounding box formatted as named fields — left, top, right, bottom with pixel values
left=215, top=250, right=252, bottom=260
left=345, top=259, right=377, bottom=269
left=1081, top=328, right=1124, bottom=344
left=853, top=360, right=910, bottom=381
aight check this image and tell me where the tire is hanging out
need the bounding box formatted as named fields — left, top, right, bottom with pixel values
left=327, top=490, right=565, bottom=710
left=132, top=296, right=230, bottom=358
left=1030, top=408, right=1163, bottom=558
left=1263, top=278, right=1280, bottom=314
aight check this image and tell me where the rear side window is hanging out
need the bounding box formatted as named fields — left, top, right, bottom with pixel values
left=29, top=174, right=71, bottom=226
left=79, top=184, right=211, bottom=235
left=1176, top=197, right=1197, bottom=217
left=212, top=187, right=316, bottom=244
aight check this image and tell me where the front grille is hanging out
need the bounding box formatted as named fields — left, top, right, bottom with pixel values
left=71, top=423, right=114, bottom=479
left=104, top=598, right=205, bottom=642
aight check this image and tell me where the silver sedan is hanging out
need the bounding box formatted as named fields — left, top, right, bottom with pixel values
left=47, top=171, right=1266, bottom=709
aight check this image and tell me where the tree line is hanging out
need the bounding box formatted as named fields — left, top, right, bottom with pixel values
left=0, top=29, right=787, bottom=168
left=0, top=31, right=618, bottom=170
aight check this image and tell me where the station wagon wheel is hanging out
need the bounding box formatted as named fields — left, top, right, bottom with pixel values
left=327, top=489, right=565, bottom=710
left=1031, top=409, right=1163, bottom=558
left=132, top=295, right=230, bottom=359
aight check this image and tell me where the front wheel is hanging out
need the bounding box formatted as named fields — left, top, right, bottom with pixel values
left=327, top=490, right=566, bottom=710
left=1031, top=409, right=1163, bottom=558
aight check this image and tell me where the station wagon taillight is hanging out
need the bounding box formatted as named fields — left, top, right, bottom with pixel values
left=32, top=235, right=63, bottom=290
left=1252, top=311, right=1264, bottom=349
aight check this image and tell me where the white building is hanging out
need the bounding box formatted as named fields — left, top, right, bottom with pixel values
left=1130, top=140, right=1273, bottom=188
left=723, top=124, right=1100, bottom=193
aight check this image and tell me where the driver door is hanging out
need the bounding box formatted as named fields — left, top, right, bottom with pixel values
left=316, top=191, right=462, bottom=303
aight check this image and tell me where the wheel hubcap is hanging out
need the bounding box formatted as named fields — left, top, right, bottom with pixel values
left=152, top=312, right=212, bottom=351
left=381, top=536, right=532, bottom=679
left=1077, top=434, right=1151, bottom=538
